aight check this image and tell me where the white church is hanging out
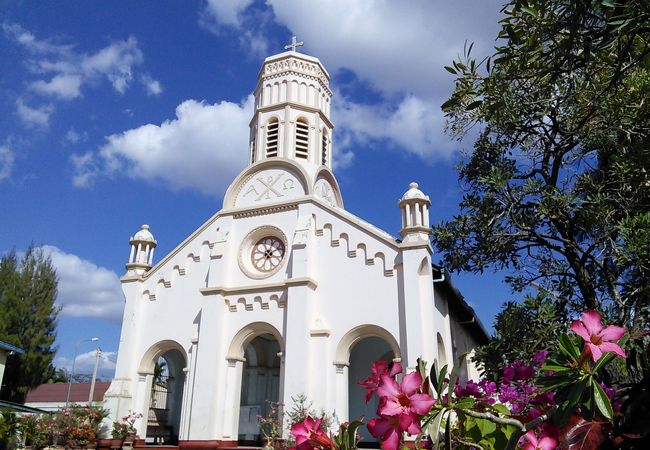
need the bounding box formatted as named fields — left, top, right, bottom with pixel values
left=104, top=42, right=488, bottom=449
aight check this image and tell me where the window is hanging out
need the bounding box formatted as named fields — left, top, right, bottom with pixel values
left=295, top=119, right=309, bottom=159
left=250, top=129, right=257, bottom=164
left=266, top=119, right=279, bottom=157
left=321, top=130, right=328, bottom=165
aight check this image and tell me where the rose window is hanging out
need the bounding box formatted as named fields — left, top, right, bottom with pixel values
left=251, top=237, right=285, bottom=272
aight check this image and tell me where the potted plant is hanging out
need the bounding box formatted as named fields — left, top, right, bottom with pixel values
left=111, top=411, right=142, bottom=449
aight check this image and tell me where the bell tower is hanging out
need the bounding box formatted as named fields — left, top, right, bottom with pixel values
left=248, top=37, right=334, bottom=170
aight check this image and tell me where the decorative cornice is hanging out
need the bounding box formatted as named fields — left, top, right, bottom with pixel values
left=232, top=203, right=298, bottom=219
left=250, top=103, right=334, bottom=128
left=398, top=239, right=433, bottom=252
left=261, top=57, right=330, bottom=92
left=200, top=277, right=318, bottom=296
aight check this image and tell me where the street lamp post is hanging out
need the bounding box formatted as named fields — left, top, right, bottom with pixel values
left=65, top=337, right=99, bottom=407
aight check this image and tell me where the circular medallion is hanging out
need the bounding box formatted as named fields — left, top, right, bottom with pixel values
left=238, top=226, right=288, bottom=279
left=251, top=237, right=285, bottom=272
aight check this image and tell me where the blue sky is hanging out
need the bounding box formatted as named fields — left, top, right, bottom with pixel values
left=0, top=0, right=511, bottom=380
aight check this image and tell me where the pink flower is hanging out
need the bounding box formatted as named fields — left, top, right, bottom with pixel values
left=570, top=310, right=626, bottom=362
left=377, top=372, right=435, bottom=417
left=367, top=414, right=420, bottom=450
left=523, top=430, right=557, bottom=450
left=290, top=416, right=333, bottom=450
left=358, top=360, right=403, bottom=402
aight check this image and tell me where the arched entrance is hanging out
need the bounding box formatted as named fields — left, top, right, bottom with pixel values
left=138, top=342, right=187, bottom=444
left=336, top=325, right=400, bottom=446
left=348, top=337, right=395, bottom=444
left=238, top=334, right=281, bottom=444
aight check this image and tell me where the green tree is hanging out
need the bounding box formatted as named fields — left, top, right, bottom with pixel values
left=434, top=0, right=650, bottom=351
left=0, top=246, right=59, bottom=403
left=473, top=294, right=567, bottom=379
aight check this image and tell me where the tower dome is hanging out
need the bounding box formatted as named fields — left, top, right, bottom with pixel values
left=401, top=182, right=426, bottom=200
left=126, top=224, right=158, bottom=275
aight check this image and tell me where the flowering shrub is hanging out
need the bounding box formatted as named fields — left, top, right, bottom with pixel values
left=258, top=394, right=335, bottom=450
left=287, top=310, right=643, bottom=450
left=356, top=309, right=634, bottom=450
left=288, top=416, right=362, bottom=450
left=17, top=404, right=108, bottom=448
left=111, top=410, right=142, bottom=440
left=258, top=400, right=284, bottom=449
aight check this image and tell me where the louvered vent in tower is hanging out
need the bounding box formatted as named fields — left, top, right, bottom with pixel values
left=295, top=120, right=309, bottom=159
left=250, top=134, right=256, bottom=164
left=266, top=120, right=279, bottom=157
left=321, top=130, right=328, bottom=165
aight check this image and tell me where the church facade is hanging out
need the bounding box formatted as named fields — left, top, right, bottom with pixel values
left=104, top=46, right=488, bottom=448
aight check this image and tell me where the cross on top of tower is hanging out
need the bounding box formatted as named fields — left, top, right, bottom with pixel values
left=284, top=36, right=304, bottom=53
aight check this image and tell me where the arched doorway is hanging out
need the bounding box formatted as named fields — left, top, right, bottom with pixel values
left=336, top=326, right=400, bottom=447
left=238, top=334, right=281, bottom=444
left=139, top=345, right=186, bottom=444
left=348, top=337, right=395, bottom=445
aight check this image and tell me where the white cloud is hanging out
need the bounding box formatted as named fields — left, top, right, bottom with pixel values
left=0, top=145, right=15, bottom=181
left=333, top=93, right=456, bottom=159
left=55, top=349, right=117, bottom=379
left=73, top=96, right=253, bottom=195
left=63, top=128, right=87, bottom=144
left=200, top=0, right=269, bottom=56
left=15, top=97, right=54, bottom=127
left=1, top=22, right=73, bottom=55
left=267, top=1, right=500, bottom=99
left=40, top=245, right=124, bottom=321
left=202, top=0, right=255, bottom=28
left=80, top=36, right=143, bottom=94
left=30, top=74, right=83, bottom=100
left=141, top=74, right=163, bottom=96
left=4, top=23, right=148, bottom=101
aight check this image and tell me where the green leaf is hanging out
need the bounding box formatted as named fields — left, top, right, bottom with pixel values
left=465, top=100, right=483, bottom=111
left=437, top=364, right=448, bottom=400
left=455, top=397, right=476, bottom=410
left=558, top=333, right=581, bottom=361
left=490, top=403, right=511, bottom=416
left=430, top=360, right=440, bottom=396
left=427, top=409, right=445, bottom=450
left=592, top=380, right=613, bottom=419
left=521, top=6, right=537, bottom=16
left=441, top=98, right=458, bottom=111
left=541, top=364, right=573, bottom=373
left=447, top=354, right=466, bottom=399
left=444, top=66, right=457, bottom=75
left=475, top=417, right=497, bottom=436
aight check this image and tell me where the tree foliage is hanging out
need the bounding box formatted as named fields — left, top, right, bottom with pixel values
left=473, top=294, right=567, bottom=380
left=0, top=246, right=59, bottom=403
left=434, top=0, right=650, bottom=339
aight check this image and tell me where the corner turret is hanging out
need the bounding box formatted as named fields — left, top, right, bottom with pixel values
left=125, top=224, right=157, bottom=275
left=398, top=182, right=431, bottom=242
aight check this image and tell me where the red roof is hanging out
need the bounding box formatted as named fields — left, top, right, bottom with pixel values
left=26, top=382, right=111, bottom=403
